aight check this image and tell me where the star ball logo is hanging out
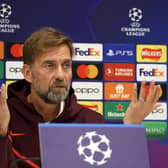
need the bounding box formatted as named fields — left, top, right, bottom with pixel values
left=129, top=8, right=142, bottom=22
left=0, top=3, right=21, bottom=33
left=0, top=3, right=12, bottom=18
left=121, top=7, right=150, bottom=37
left=77, top=131, right=112, bottom=166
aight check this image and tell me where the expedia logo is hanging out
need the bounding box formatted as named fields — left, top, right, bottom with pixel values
left=137, top=64, right=167, bottom=81
left=5, top=42, right=23, bottom=59
left=136, top=45, right=167, bottom=62
left=72, top=63, right=102, bottom=80
left=6, top=61, right=23, bottom=79
left=72, top=43, right=102, bottom=61
left=72, top=82, right=103, bottom=100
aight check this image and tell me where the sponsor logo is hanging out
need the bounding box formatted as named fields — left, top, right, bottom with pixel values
left=137, top=64, right=167, bottom=81
left=104, top=102, right=130, bottom=119
left=78, top=101, right=103, bottom=115
left=5, top=42, right=23, bottom=59
left=5, top=80, right=15, bottom=97
left=0, top=61, right=4, bottom=79
left=5, top=61, right=23, bottom=79
left=104, top=63, right=135, bottom=81
left=143, top=121, right=167, bottom=139
left=0, top=41, right=4, bottom=59
left=72, top=63, right=102, bottom=80
left=136, top=45, right=167, bottom=62
left=0, top=3, right=21, bottom=33
left=104, top=82, right=134, bottom=100
left=106, top=49, right=133, bottom=57
left=103, top=44, right=135, bottom=62
left=72, top=43, right=102, bottom=61
left=145, top=103, right=167, bottom=120
left=121, top=8, right=151, bottom=37
left=77, top=131, right=112, bottom=166
left=137, top=83, right=166, bottom=101
left=72, top=82, right=103, bottom=100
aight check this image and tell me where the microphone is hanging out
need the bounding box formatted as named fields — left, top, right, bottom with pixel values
left=9, top=157, right=41, bottom=168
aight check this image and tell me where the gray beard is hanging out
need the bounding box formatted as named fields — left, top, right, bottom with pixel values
left=31, top=76, right=70, bottom=104
left=37, top=87, right=70, bottom=104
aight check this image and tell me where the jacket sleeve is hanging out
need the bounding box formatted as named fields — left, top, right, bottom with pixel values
left=0, top=136, right=17, bottom=168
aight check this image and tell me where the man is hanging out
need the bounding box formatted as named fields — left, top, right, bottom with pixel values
left=0, top=27, right=161, bottom=168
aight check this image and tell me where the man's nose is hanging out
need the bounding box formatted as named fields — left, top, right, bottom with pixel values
left=54, top=66, right=64, bottom=79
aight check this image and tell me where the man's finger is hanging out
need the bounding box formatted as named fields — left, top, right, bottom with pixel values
left=152, top=85, right=161, bottom=103
left=139, top=81, right=146, bottom=101
left=146, top=81, right=155, bottom=103
left=0, top=84, right=6, bottom=104
left=131, top=83, right=137, bottom=102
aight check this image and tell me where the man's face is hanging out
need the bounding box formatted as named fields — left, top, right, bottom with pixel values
left=30, top=44, right=72, bottom=104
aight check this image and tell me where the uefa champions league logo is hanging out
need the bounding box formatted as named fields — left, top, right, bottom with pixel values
left=0, top=3, right=20, bottom=33
left=77, top=131, right=112, bottom=166
left=0, top=3, right=12, bottom=18
left=121, top=7, right=150, bottom=36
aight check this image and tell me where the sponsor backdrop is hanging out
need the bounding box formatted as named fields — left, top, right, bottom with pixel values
left=0, top=1, right=168, bottom=168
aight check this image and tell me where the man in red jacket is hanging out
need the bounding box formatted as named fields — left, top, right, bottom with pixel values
left=0, top=27, right=161, bottom=168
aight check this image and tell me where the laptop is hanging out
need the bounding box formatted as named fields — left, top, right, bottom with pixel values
left=39, top=123, right=150, bottom=168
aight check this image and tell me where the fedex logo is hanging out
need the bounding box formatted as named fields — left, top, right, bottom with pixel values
left=139, top=68, right=164, bottom=77
left=75, top=48, right=100, bottom=56
left=72, top=43, right=102, bottom=61
left=137, top=64, right=167, bottom=81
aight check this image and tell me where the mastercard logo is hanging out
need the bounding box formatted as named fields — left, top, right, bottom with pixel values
left=76, top=64, right=99, bottom=79
left=10, top=44, right=23, bottom=58
left=144, top=85, right=162, bottom=98
left=0, top=42, right=4, bottom=59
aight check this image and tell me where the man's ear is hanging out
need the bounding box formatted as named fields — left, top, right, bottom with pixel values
left=22, top=64, right=32, bottom=83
